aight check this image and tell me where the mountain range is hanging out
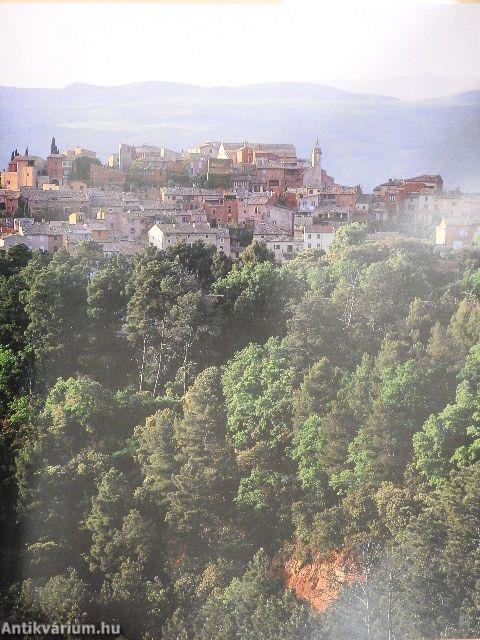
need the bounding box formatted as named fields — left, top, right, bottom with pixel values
left=324, top=74, right=480, bottom=101
left=1, top=81, right=479, bottom=192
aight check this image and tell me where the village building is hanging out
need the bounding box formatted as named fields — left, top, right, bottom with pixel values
left=148, top=222, right=231, bottom=256
left=436, top=215, right=480, bottom=249
left=6, top=219, right=63, bottom=252
left=252, top=225, right=303, bottom=264
left=434, top=190, right=480, bottom=218
left=303, top=224, right=336, bottom=252
left=90, top=164, right=125, bottom=187
left=46, top=154, right=67, bottom=185
left=1, top=156, right=38, bottom=190
left=118, top=143, right=181, bottom=171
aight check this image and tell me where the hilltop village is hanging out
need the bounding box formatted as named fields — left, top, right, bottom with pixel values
left=1, top=138, right=479, bottom=259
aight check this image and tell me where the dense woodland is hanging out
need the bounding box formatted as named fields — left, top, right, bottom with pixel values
left=0, top=225, right=479, bottom=639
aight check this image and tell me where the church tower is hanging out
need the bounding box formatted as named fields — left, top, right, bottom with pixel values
left=311, top=138, right=322, bottom=172
left=302, top=139, right=328, bottom=188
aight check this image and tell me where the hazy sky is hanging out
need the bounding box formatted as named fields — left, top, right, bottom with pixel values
left=0, top=0, right=478, bottom=88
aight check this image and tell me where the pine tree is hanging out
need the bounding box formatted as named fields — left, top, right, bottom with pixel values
left=167, top=367, right=238, bottom=557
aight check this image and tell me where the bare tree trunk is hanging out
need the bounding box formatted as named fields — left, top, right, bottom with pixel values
left=387, top=568, right=394, bottom=640
left=139, top=335, right=147, bottom=392
left=182, top=339, right=193, bottom=396
left=153, top=352, right=162, bottom=397
left=153, top=329, right=165, bottom=397
left=365, top=572, right=371, bottom=640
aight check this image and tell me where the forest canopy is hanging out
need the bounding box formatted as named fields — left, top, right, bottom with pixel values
left=0, top=229, right=479, bottom=639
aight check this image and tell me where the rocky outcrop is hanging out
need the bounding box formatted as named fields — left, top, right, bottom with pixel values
left=277, top=551, right=359, bottom=612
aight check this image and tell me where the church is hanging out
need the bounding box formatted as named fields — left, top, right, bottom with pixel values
left=301, top=140, right=335, bottom=188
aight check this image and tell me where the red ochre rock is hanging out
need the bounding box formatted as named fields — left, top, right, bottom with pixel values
left=275, top=551, right=359, bottom=612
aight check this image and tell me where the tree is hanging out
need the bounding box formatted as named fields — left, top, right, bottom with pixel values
left=330, top=222, right=368, bottom=254
left=0, top=347, right=32, bottom=419
left=214, top=261, right=300, bottom=357
left=135, top=406, right=179, bottom=509
left=222, top=338, right=296, bottom=543
left=284, top=291, right=349, bottom=375
left=193, top=550, right=314, bottom=640
left=394, top=464, right=480, bottom=638
left=290, top=358, right=344, bottom=534
left=167, top=367, right=238, bottom=558
left=414, top=343, right=480, bottom=486
left=167, top=289, right=218, bottom=393
left=0, top=244, right=32, bottom=278
left=50, top=138, right=59, bottom=155
left=125, top=247, right=198, bottom=393
left=0, top=275, right=30, bottom=352
left=85, top=254, right=132, bottom=385
left=85, top=468, right=130, bottom=574
left=163, top=240, right=231, bottom=289
left=239, top=241, right=275, bottom=267
left=69, top=156, right=102, bottom=183
left=293, top=357, right=344, bottom=428
left=24, top=249, right=89, bottom=384
left=36, top=569, right=89, bottom=623
left=342, top=357, right=440, bottom=489
left=447, top=297, right=480, bottom=357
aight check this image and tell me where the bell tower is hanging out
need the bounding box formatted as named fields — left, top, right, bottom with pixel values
left=311, top=138, right=322, bottom=172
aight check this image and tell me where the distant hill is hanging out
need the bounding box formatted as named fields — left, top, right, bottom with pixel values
left=325, top=74, right=480, bottom=101
left=1, top=81, right=479, bottom=191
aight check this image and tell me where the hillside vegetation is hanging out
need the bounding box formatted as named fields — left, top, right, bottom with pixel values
left=0, top=229, right=479, bottom=639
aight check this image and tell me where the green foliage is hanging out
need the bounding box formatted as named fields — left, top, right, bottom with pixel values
left=214, top=261, right=300, bottom=355
left=1, top=228, right=479, bottom=637
left=24, top=249, right=89, bottom=384
left=239, top=240, right=275, bottom=267
left=394, top=464, right=480, bottom=638
left=330, top=221, right=368, bottom=253
left=414, top=343, right=480, bottom=485
left=193, top=550, right=315, bottom=640
left=167, top=367, right=238, bottom=557
left=0, top=244, right=32, bottom=278
left=68, top=155, right=102, bottom=182
left=223, top=339, right=296, bottom=541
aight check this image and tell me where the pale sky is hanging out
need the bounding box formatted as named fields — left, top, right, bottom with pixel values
left=0, top=0, right=478, bottom=88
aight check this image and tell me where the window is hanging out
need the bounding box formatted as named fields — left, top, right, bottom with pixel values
left=317, top=234, right=320, bottom=239
left=308, top=233, right=311, bottom=239
left=287, top=245, right=293, bottom=252
left=274, top=244, right=280, bottom=250
left=307, top=243, right=311, bottom=249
